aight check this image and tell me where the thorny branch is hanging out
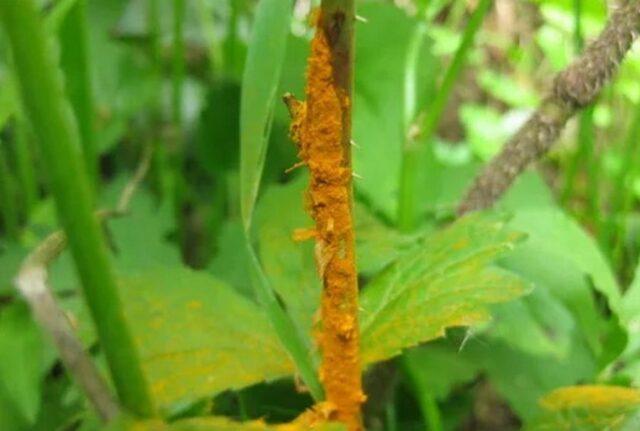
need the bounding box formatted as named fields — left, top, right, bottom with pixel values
left=458, top=0, right=640, bottom=215
left=13, top=146, right=152, bottom=422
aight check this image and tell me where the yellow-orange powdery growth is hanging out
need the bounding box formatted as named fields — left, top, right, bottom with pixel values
left=287, top=10, right=365, bottom=431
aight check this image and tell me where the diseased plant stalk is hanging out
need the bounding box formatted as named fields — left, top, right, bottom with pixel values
left=287, top=1, right=364, bottom=429
left=0, top=0, right=155, bottom=417
left=458, top=0, right=640, bottom=215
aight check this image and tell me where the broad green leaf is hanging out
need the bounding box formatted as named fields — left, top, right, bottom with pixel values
left=104, top=180, right=181, bottom=272
left=354, top=202, right=418, bottom=276
left=0, top=302, right=49, bottom=423
left=360, top=214, right=528, bottom=364
left=353, top=3, right=435, bottom=220
left=208, top=220, right=254, bottom=299
left=500, top=207, right=625, bottom=363
left=527, top=386, right=640, bottom=431
left=255, top=176, right=319, bottom=340
left=240, top=0, right=293, bottom=230
left=488, top=286, right=575, bottom=359
left=119, top=267, right=295, bottom=411
left=402, top=344, right=479, bottom=401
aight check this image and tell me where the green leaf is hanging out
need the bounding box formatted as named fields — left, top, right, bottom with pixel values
left=118, top=267, right=295, bottom=411
left=104, top=179, right=181, bottom=272
left=527, top=386, right=640, bottom=431
left=402, top=344, right=479, bottom=401
left=488, top=286, right=575, bottom=359
left=359, top=214, right=528, bottom=365
left=0, top=302, right=47, bottom=423
left=208, top=220, right=254, bottom=299
left=354, top=202, right=418, bottom=277
left=500, top=207, right=625, bottom=362
left=255, top=176, right=320, bottom=340
left=240, top=0, right=293, bottom=230
left=353, top=3, right=433, bottom=219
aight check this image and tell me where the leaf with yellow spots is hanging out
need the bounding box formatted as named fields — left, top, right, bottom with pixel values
left=359, top=213, right=528, bottom=365
left=118, top=267, right=295, bottom=412
left=527, top=385, right=640, bottom=430
left=104, top=415, right=345, bottom=431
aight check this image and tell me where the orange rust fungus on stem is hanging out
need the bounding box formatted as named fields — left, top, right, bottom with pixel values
left=287, top=8, right=365, bottom=431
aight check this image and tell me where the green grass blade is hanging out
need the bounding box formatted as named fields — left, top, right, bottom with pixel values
left=59, top=0, right=99, bottom=190
left=0, top=0, right=155, bottom=417
left=239, top=0, right=293, bottom=231
left=245, top=236, right=324, bottom=401
left=236, top=3, right=321, bottom=396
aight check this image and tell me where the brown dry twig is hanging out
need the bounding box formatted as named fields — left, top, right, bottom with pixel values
left=458, top=0, right=640, bottom=215
left=13, top=146, right=153, bottom=422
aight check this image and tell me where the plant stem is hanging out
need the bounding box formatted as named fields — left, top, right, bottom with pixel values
left=0, top=139, right=19, bottom=239
left=0, top=0, right=155, bottom=417
left=195, top=0, right=223, bottom=78
left=13, top=117, right=38, bottom=216
left=402, top=356, right=443, bottom=431
left=172, top=0, right=185, bottom=131
left=398, top=0, right=492, bottom=230
left=609, top=101, right=640, bottom=268
left=171, top=0, right=187, bottom=247
left=147, top=0, right=170, bottom=201
left=290, top=0, right=364, bottom=428
left=59, top=0, right=99, bottom=191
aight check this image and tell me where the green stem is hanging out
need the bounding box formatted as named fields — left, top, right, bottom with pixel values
left=13, top=116, right=38, bottom=217
left=147, top=0, right=170, bottom=201
left=402, top=356, right=443, bottom=431
left=244, top=234, right=324, bottom=401
left=171, top=0, right=187, bottom=248
left=398, top=21, right=428, bottom=232
left=384, top=399, right=398, bottom=431
left=195, top=0, right=223, bottom=78
left=0, top=139, right=19, bottom=240
left=59, top=0, right=99, bottom=191
left=172, top=0, right=185, bottom=131
left=0, top=0, right=155, bottom=417
left=398, top=0, right=492, bottom=231
left=610, top=102, right=640, bottom=268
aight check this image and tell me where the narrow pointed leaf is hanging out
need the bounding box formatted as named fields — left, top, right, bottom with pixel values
left=240, top=0, right=293, bottom=230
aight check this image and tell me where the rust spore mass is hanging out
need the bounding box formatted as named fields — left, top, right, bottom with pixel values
left=287, top=10, right=364, bottom=431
